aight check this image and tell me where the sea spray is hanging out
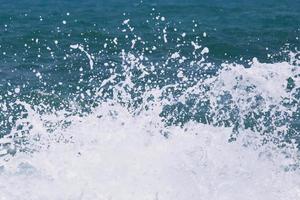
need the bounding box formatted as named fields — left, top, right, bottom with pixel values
left=0, top=7, right=300, bottom=199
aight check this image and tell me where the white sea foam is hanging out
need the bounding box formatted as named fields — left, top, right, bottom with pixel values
left=0, top=104, right=300, bottom=200
left=1, top=58, right=300, bottom=200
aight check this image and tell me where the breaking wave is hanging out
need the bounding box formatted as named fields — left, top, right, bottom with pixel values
left=0, top=15, right=300, bottom=200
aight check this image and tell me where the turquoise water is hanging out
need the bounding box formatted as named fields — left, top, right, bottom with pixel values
left=0, top=1, right=300, bottom=199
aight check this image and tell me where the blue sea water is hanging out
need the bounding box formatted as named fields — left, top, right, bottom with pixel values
left=0, top=0, right=300, bottom=199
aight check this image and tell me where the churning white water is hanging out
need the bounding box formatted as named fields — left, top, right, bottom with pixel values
left=1, top=57, right=300, bottom=200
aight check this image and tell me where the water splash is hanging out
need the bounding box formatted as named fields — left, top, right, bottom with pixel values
left=0, top=12, right=300, bottom=199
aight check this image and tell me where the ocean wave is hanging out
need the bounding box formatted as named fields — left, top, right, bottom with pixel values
left=0, top=13, right=300, bottom=199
